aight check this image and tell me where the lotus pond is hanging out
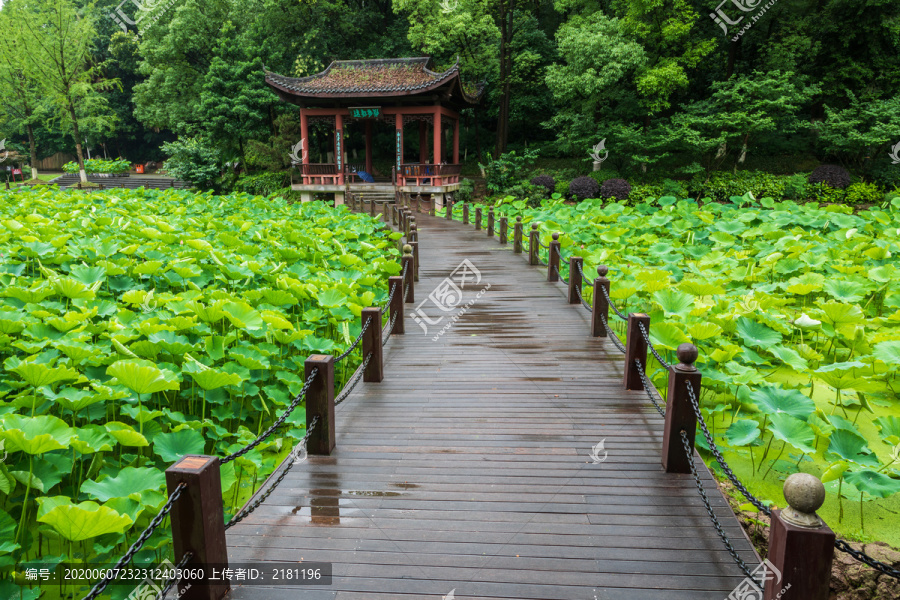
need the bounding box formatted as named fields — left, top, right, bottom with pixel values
left=487, top=195, right=900, bottom=547
left=0, top=187, right=400, bottom=598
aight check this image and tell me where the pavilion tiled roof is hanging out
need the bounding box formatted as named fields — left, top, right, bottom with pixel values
left=265, top=57, right=482, bottom=103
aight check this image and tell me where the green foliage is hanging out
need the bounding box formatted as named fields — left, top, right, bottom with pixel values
left=62, top=159, right=131, bottom=175
left=454, top=178, right=475, bottom=203
left=554, top=180, right=570, bottom=198
left=844, top=182, right=882, bottom=205
left=808, top=182, right=846, bottom=204
left=588, top=169, right=619, bottom=185
left=479, top=150, right=539, bottom=195
left=232, top=172, right=290, bottom=197
left=161, top=137, right=221, bottom=190
left=501, top=182, right=547, bottom=206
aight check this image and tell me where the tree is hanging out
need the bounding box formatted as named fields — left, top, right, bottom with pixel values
left=13, top=0, right=118, bottom=183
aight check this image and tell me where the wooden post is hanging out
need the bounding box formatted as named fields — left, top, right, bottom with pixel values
left=404, top=211, right=411, bottom=238
left=623, top=313, right=650, bottom=390
left=409, top=222, right=418, bottom=243
left=415, top=192, right=423, bottom=214
left=498, top=217, right=508, bottom=244
left=361, top=308, right=383, bottom=382
left=410, top=240, right=419, bottom=282
left=369, top=194, right=375, bottom=217
left=304, top=354, right=336, bottom=455
left=475, top=207, right=482, bottom=231
left=487, top=208, right=495, bottom=237
left=165, top=456, right=229, bottom=600
left=445, top=197, right=453, bottom=220
left=765, top=474, right=834, bottom=600
left=513, top=217, right=523, bottom=253
left=529, top=223, right=539, bottom=265
left=388, top=276, right=404, bottom=335
left=568, top=256, right=582, bottom=304
left=547, top=233, right=561, bottom=282
left=462, top=203, right=469, bottom=225
left=660, top=344, right=701, bottom=474
left=591, top=265, right=610, bottom=337
left=391, top=204, right=398, bottom=226
left=401, top=245, right=415, bottom=303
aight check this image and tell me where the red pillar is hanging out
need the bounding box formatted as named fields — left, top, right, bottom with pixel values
left=395, top=113, right=403, bottom=185
left=432, top=108, right=441, bottom=165
left=335, top=113, right=344, bottom=185
left=453, top=118, right=460, bottom=164
left=300, top=109, right=309, bottom=184
left=365, top=120, right=373, bottom=174
left=419, top=121, right=427, bottom=163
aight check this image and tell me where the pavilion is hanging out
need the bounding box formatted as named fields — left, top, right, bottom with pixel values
left=264, top=57, right=482, bottom=206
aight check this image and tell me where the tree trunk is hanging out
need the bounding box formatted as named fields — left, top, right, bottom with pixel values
left=474, top=106, right=482, bottom=161
left=494, top=0, right=513, bottom=157
left=26, top=123, right=38, bottom=180
left=67, top=98, right=88, bottom=183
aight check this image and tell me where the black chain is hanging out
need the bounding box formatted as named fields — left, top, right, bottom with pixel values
left=80, top=483, right=187, bottom=600
left=599, top=314, right=626, bottom=353
left=599, top=284, right=628, bottom=321
left=634, top=360, right=666, bottom=417
left=685, top=381, right=772, bottom=515
left=335, top=352, right=372, bottom=405
left=225, top=417, right=319, bottom=530
left=574, top=282, right=593, bottom=312
left=382, top=278, right=398, bottom=311
left=222, top=369, right=317, bottom=464
left=834, top=539, right=900, bottom=579
left=552, top=264, right=569, bottom=285
left=335, top=316, right=372, bottom=363
left=383, top=312, right=397, bottom=346
left=577, top=262, right=594, bottom=287
left=638, top=321, right=672, bottom=369
left=680, top=430, right=763, bottom=587
left=538, top=239, right=549, bottom=249
left=152, top=551, right=194, bottom=600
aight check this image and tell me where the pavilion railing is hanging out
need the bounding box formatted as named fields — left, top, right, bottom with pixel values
left=398, top=163, right=460, bottom=186
left=294, top=163, right=341, bottom=185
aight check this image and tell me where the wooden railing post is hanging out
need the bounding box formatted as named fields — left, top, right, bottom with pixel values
left=591, top=265, right=610, bottom=337
left=623, top=314, right=650, bottom=390
left=498, top=217, right=508, bottom=244
left=404, top=212, right=412, bottom=238
left=567, top=256, right=582, bottom=304
left=445, top=197, right=453, bottom=220
left=475, top=207, right=482, bottom=231
left=409, top=222, right=418, bottom=242
left=304, top=354, right=336, bottom=455
left=487, top=208, right=495, bottom=237
left=462, top=203, right=469, bottom=225
left=392, top=204, right=398, bottom=227
left=402, top=244, right=415, bottom=303
left=513, top=217, right=523, bottom=253
left=410, top=240, right=419, bottom=282
left=361, top=307, right=383, bottom=382
left=369, top=195, right=376, bottom=217
left=529, top=223, right=539, bottom=265
left=388, top=276, right=404, bottom=335
left=660, top=344, right=700, bottom=473
left=415, top=193, right=423, bottom=213
left=547, top=233, right=561, bottom=282
left=764, top=474, right=834, bottom=600
left=165, top=456, right=229, bottom=600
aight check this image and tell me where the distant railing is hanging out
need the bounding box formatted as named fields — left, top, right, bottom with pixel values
left=292, top=163, right=341, bottom=185
left=398, top=163, right=460, bottom=186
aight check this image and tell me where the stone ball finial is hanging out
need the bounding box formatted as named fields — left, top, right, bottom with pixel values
left=782, top=473, right=826, bottom=528
left=597, top=265, right=609, bottom=277
left=675, top=343, right=698, bottom=371
left=552, top=232, right=560, bottom=241
left=516, top=216, right=522, bottom=222
left=402, top=244, right=413, bottom=255
left=531, top=223, right=538, bottom=230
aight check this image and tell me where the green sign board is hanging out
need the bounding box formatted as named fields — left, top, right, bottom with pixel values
left=350, top=107, right=381, bottom=119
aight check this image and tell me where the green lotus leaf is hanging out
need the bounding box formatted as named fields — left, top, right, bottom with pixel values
left=648, top=322, right=690, bottom=351
left=873, top=341, right=900, bottom=366
left=821, top=460, right=850, bottom=483
left=0, top=508, right=19, bottom=554
left=0, top=414, right=75, bottom=454
left=70, top=425, right=116, bottom=454
left=688, top=322, right=722, bottom=340
left=9, top=360, right=80, bottom=388
left=42, top=386, right=105, bottom=413
left=107, top=359, right=181, bottom=396
left=38, top=501, right=133, bottom=541
left=748, top=385, right=815, bottom=420
left=187, top=367, right=244, bottom=391
left=222, top=301, right=264, bottom=331
left=844, top=470, right=900, bottom=499
left=735, top=317, right=782, bottom=348
left=316, top=288, right=348, bottom=308
left=818, top=301, right=864, bottom=328
left=827, top=429, right=879, bottom=467
left=80, top=466, right=166, bottom=502
left=105, top=422, right=149, bottom=447
left=229, top=347, right=271, bottom=370
left=69, top=264, right=107, bottom=285
left=153, top=429, right=206, bottom=463
left=187, top=299, right=228, bottom=323
left=51, top=277, right=96, bottom=300
left=148, top=331, right=196, bottom=354
left=874, top=416, right=900, bottom=445
left=768, top=345, right=809, bottom=371
left=768, top=413, right=816, bottom=454
left=652, top=289, right=693, bottom=317
left=823, top=279, right=869, bottom=303
left=725, top=419, right=761, bottom=447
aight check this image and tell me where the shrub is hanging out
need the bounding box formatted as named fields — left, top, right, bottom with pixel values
left=454, top=178, right=475, bottom=203
left=783, top=174, right=808, bottom=199
left=600, top=178, right=632, bottom=201
left=689, top=171, right=788, bottom=201
left=628, top=183, right=664, bottom=203
left=808, top=182, right=846, bottom=203
left=530, top=174, right=556, bottom=195
left=568, top=176, right=600, bottom=201
left=62, top=158, right=131, bottom=174
left=161, top=137, right=220, bottom=189
left=555, top=180, right=570, bottom=198
left=479, top=149, right=539, bottom=194
left=588, top=169, right=620, bottom=185
left=808, top=164, right=851, bottom=189
left=503, top=182, right=547, bottom=204
left=660, top=178, right=687, bottom=199
left=233, top=172, right=290, bottom=196
left=844, top=182, right=882, bottom=204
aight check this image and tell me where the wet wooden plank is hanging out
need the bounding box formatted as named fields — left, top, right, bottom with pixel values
left=226, top=213, right=759, bottom=599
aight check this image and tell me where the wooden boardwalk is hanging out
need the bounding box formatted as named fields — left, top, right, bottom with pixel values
left=226, top=213, right=759, bottom=600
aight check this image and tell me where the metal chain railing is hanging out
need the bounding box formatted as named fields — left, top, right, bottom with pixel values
left=335, top=316, right=372, bottom=363
left=598, top=283, right=628, bottom=321
left=383, top=312, right=398, bottom=346
left=552, top=264, right=569, bottom=285
left=599, top=314, right=626, bottom=353
left=576, top=262, right=593, bottom=287
left=222, top=369, right=317, bottom=464
left=152, top=551, right=194, bottom=600
left=574, top=281, right=592, bottom=312
left=680, top=429, right=763, bottom=588
left=335, top=352, right=373, bottom=405
left=834, top=540, right=900, bottom=579
left=225, top=417, right=319, bottom=530
left=80, top=483, right=187, bottom=600
left=634, top=360, right=666, bottom=417
left=637, top=321, right=672, bottom=369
